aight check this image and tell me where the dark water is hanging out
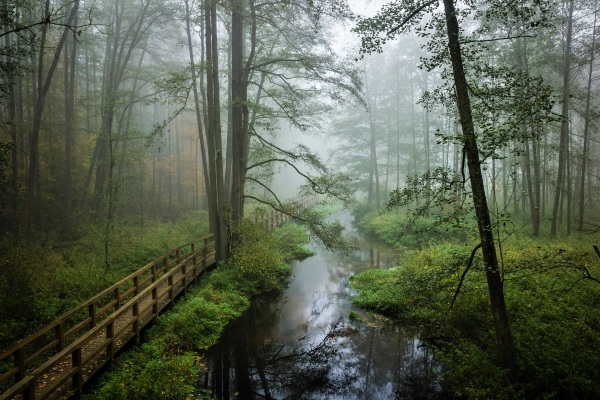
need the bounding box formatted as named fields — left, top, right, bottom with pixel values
left=201, top=211, right=442, bottom=399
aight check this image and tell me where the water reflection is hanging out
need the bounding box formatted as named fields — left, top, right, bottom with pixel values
left=201, top=212, right=443, bottom=399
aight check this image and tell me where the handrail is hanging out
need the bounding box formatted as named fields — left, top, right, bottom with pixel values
left=0, top=233, right=215, bottom=400
left=0, top=196, right=318, bottom=399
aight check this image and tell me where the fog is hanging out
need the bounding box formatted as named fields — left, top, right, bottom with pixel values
left=1, top=0, right=600, bottom=397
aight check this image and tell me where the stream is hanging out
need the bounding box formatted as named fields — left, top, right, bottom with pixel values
left=201, top=211, right=442, bottom=399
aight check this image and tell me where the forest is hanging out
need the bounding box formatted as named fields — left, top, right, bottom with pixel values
left=1, top=0, right=600, bottom=399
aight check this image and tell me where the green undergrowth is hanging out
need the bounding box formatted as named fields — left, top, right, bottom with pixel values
left=350, top=235, right=600, bottom=399
left=82, top=222, right=311, bottom=400
left=0, top=211, right=209, bottom=351
left=353, top=205, right=474, bottom=249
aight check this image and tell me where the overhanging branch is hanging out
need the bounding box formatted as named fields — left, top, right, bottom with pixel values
left=387, top=0, right=438, bottom=36
left=451, top=243, right=482, bottom=310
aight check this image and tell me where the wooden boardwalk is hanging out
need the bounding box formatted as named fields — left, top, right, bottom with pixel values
left=0, top=234, right=216, bottom=400
left=0, top=195, right=318, bottom=400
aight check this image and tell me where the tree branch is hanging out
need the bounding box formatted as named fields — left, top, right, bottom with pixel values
left=244, top=194, right=311, bottom=225
left=387, top=0, right=438, bottom=36
left=459, top=35, right=534, bottom=45
left=245, top=177, right=285, bottom=207
left=451, top=243, right=482, bottom=310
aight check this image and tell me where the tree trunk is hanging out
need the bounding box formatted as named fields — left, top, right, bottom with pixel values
left=230, top=0, right=245, bottom=230
left=531, top=135, right=541, bottom=234
left=423, top=73, right=431, bottom=205
left=64, top=5, right=78, bottom=238
left=384, top=117, right=391, bottom=203
left=26, top=0, right=78, bottom=227
left=443, top=0, right=516, bottom=374
left=4, top=17, right=18, bottom=222
left=364, top=72, right=380, bottom=211
left=183, top=0, right=210, bottom=213
left=205, top=0, right=228, bottom=259
left=231, top=0, right=257, bottom=232
left=93, top=0, right=122, bottom=211
left=578, top=7, right=596, bottom=229
left=551, top=0, right=574, bottom=238
left=369, top=110, right=381, bottom=211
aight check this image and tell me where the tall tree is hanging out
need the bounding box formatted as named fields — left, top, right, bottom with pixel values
left=350, top=0, right=565, bottom=372
left=26, top=0, right=79, bottom=227
left=205, top=0, right=228, bottom=258
left=551, top=0, right=574, bottom=238
left=184, top=0, right=210, bottom=214
left=577, top=4, right=597, bottom=230
left=230, top=0, right=256, bottom=231
left=441, top=0, right=515, bottom=372
left=64, top=2, right=79, bottom=238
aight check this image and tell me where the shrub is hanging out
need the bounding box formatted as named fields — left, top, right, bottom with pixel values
left=228, top=220, right=292, bottom=294
left=353, top=204, right=473, bottom=248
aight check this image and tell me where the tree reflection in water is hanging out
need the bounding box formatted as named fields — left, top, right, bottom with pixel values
left=202, top=298, right=443, bottom=399
left=202, top=211, right=445, bottom=399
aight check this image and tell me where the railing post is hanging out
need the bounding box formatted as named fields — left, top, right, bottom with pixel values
left=23, top=376, right=34, bottom=400
left=168, top=274, right=174, bottom=303
left=72, top=347, right=82, bottom=396
left=182, top=262, right=188, bottom=293
left=152, top=287, right=158, bottom=316
left=192, top=242, right=197, bottom=266
left=133, top=275, right=139, bottom=296
left=14, top=347, right=24, bottom=383
left=89, top=303, right=97, bottom=328
left=114, top=287, right=121, bottom=311
left=176, top=248, right=181, bottom=264
left=163, top=257, right=168, bottom=272
left=192, top=242, right=198, bottom=281
left=133, top=302, right=139, bottom=342
left=151, top=263, right=157, bottom=282
left=202, top=237, right=208, bottom=271
left=55, top=321, right=64, bottom=351
left=107, top=321, right=114, bottom=360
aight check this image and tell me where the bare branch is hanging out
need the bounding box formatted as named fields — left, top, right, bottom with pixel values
left=451, top=243, right=482, bottom=310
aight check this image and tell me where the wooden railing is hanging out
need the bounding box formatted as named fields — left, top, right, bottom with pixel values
left=0, top=234, right=216, bottom=400
left=253, top=195, right=318, bottom=230
left=0, top=195, right=318, bottom=399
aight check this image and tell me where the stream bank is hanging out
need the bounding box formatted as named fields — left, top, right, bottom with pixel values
left=202, top=211, right=443, bottom=399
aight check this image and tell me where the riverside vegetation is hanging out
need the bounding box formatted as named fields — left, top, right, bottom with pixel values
left=80, top=220, right=312, bottom=399
left=350, top=206, right=600, bottom=400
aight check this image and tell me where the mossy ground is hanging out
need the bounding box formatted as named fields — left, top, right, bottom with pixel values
left=350, top=209, right=600, bottom=399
